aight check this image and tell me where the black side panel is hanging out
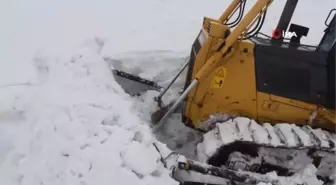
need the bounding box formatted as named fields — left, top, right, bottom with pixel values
left=254, top=44, right=328, bottom=106
left=184, top=31, right=203, bottom=91
left=318, top=13, right=336, bottom=110
left=182, top=30, right=206, bottom=124
left=183, top=49, right=196, bottom=91
left=326, top=43, right=335, bottom=109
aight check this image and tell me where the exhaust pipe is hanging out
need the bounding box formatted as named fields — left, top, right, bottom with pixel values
left=272, top=0, right=299, bottom=43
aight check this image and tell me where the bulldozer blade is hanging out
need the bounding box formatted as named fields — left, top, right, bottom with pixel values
left=151, top=102, right=174, bottom=124
left=112, top=69, right=162, bottom=96
left=151, top=100, right=184, bottom=125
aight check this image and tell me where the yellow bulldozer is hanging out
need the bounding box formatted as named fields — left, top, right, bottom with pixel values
left=112, top=0, right=336, bottom=184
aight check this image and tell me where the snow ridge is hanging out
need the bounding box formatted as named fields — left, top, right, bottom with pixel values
left=0, top=39, right=177, bottom=185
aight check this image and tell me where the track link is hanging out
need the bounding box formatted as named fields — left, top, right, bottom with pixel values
left=196, top=117, right=336, bottom=182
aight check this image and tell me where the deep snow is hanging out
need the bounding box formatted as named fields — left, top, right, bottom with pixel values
left=0, top=39, right=179, bottom=185
left=0, top=0, right=335, bottom=185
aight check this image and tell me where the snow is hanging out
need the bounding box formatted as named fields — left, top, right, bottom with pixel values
left=276, top=164, right=324, bottom=185
left=1, top=0, right=334, bottom=86
left=312, top=128, right=331, bottom=148
left=0, top=0, right=335, bottom=185
left=257, top=183, right=273, bottom=185
left=0, top=40, right=178, bottom=185
left=263, top=123, right=282, bottom=146
left=217, top=120, right=241, bottom=144
left=235, top=117, right=254, bottom=142
left=120, top=141, right=161, bottom=177
left=255, top=165, right=324, bottom=185
left=274, top=124, right=299, bottom=147
left=291, top=125, right=313, bottom=146
left=196, top=126, right=223, bottom=163
left=249, top=120, right=270, bottom=144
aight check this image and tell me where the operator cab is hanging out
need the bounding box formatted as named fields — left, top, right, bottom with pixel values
left=317, top=9, right=336, bottom=52
left=317, top=9, right=336, bottom=110
left=251, top=3, right=336, bottom=110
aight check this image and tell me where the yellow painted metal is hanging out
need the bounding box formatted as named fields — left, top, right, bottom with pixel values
left=185, top=41, right=258, bottom=128
left=183, top=0, right=335, bottom=131
left=219, top=0, right=243, bottom=23
left=210, top=67, right=227, bottom=89
left=194, top=0, right=273, bottom=83
left=185, top=38, right=335, bottom=130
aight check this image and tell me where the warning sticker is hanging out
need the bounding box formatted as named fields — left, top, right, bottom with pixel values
left=211, top=67, right=227, bottom=88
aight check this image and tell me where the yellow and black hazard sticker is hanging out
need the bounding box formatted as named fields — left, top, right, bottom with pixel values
left=211, top=67, right=227, bottom=88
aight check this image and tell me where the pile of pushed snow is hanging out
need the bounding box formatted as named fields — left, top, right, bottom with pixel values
left=0, top=39, right=177, bottom=185
left=263, top=164, right=324, bottom=185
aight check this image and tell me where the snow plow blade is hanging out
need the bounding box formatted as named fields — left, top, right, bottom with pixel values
left=112, top=69, right=162, bottom=96
left=151, top=102, right=175, bottom=123
left=112, top=69, right=182, bottom=125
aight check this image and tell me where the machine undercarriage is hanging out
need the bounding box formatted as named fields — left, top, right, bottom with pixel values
left=112, top=69, right=336, bottom=184
left=197, top=117, right=336, bottom=182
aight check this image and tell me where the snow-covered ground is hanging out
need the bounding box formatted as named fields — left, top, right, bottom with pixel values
left=0, top=0, right=335, bottom=185
left=0, top=38, right=180, bottom=185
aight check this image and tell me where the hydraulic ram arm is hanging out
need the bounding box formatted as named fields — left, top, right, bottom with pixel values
left=195, top=0, right=273, bottom=82
left=219, top=0, right=243, bottom=23
left=154, top=0, right=273, bottom=129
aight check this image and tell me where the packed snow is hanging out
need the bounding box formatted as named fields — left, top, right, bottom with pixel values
left=0, top=0, right=335, bottom=185
left=256, top=164, right=325, bottom=185
left=0, top=39, right=178, bottom=185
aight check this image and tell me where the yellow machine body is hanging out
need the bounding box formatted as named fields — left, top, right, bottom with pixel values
left=111, top=1, right=336, bottom=183
left=183, top=17, right=335, bottom=131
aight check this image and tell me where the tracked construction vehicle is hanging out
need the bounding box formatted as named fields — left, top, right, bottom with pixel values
left=112, top=0, right=336, bottom=184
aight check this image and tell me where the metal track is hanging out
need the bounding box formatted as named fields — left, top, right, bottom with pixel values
left=197, top=117, right=336, bottom=182
left=173, top=159, right=280, bottom=185
left=153, top=141, right=280, bottom=185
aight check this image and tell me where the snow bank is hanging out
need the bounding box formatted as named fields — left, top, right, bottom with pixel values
left=266, top=164, right=324, bottom=185
left=0, top=39, right=177, bottom=185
